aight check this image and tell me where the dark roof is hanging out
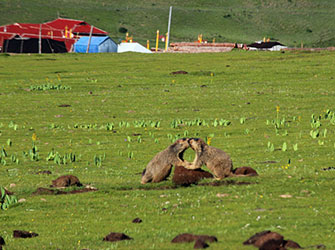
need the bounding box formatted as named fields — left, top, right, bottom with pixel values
left=247, top=41, right=285, bottom=48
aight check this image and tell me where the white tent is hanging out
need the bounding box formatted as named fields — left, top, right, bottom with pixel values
left=117, top=42, right=152, bottom=53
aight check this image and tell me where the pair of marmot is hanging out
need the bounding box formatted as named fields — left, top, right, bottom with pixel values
left=141, top=138, right=234, bottom=184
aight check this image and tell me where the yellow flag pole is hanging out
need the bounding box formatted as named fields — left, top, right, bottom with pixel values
left=165, top=33, right=168, bottom=51
left=155, top=30, right=159, bottom=52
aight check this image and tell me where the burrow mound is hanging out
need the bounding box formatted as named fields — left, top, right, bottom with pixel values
left=243, top=230, right=302, bottom=249
left=233, top=166, right=258, bottom=176
left=32, top=187, right=97, bottom=195
left=51, top=175, right=82, bottom=188
left=172, top=233, right=217, bottom=249
left=132, top=218, right=142, bottom=223
left=172, top=166, right=213, bottom=186
left=172, top=233, right=217, bottom=243
left=33, top=175, right=97, bottom=195
left=170, top=70, right=188, bottom=75
left=103, top=232, right=132, bottom=242
left=13, top=230, right=38, bottom=238
left=194, top=239, right=209, bottom=249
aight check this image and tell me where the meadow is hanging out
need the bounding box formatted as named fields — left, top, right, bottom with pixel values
left=1, top=50, right=335, bottom=249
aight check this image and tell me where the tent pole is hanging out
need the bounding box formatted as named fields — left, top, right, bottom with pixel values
left=86, top=25, right=94, bottom=53
left=39, top=24, right=42, bottom=54
left=20, top=39, right=24, bottom=53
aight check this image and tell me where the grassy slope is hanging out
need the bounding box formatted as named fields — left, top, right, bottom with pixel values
left=1, top=0, right=335, bottom=47
left=0, top=51, right=335, bottom=249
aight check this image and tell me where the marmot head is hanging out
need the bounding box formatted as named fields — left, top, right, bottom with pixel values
left=188, top=138, right=207, bottom=152
left=173, top=138, right=190, bottom=150
left=171, top=138, right=190, bottom=160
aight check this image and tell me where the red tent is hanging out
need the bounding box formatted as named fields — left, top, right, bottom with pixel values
left=0, top=18, right=108, bottom=52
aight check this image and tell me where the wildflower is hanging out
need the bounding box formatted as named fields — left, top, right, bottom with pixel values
left=276, top=105, right=280, bottom=113
left=32, top=133, right=37, bottom=141
left=207, top=137, right=212, bottom=145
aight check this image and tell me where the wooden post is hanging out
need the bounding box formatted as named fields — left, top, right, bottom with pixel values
left=86, top=25, right=94, bottom=53
left=155, top=30, right=159, bottom=52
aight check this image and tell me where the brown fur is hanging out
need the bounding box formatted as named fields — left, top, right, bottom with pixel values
left=186, top=138, right=233, bottom=179
left=141, top=139, right=191, bottom=184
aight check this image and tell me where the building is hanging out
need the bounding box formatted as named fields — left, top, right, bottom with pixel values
left=0, top=18, right=108, bottom=53
left=74, top=36, right=117, bottom=53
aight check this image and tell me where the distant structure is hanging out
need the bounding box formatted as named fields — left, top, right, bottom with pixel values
left=0, top=18, right=108, bottom=53
left=247, top=41, right=287, bottom=51
left=117, top=42, right=152, bottom=53
left=74, top=36, right=117, bottom=53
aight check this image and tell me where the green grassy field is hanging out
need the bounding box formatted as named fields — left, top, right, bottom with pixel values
left=1, top=51, right=335, bottom=249
left=1, top=0, right=335, bottom=47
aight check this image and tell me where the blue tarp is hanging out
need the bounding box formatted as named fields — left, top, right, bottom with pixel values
left=74, top=36, right=117, bottom=53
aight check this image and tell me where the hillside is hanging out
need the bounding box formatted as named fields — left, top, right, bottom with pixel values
left=1, top=0, right=335, bottom=47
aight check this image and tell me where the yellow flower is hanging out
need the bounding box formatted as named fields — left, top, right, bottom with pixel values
left=207, top=137, right=212, bottom=145
left=276, top=105, right=280, bottom=113
left=32, top=133, right=37, bottom=141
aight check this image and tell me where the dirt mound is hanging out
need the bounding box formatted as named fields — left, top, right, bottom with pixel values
left=51, top=175, right=82, bottom=188
left=132, top=218, right=142, bottom=223
left=243, top=231, right=301, bottom=249
left=13, top=230, right=38, bottom=238
left=172, top=166, right=213, bottom=186
left=103, top=232, right=132, bottom=242
left=194, top=239, right=209, bottom=249
left=233, top=166, right=258, bottom=176
left=171, top=70, right=188, bottom=75
left=171, top=233, right=217, bottom=243
left=284, top=240, right=302, bottom=249
left=33, top=186, right=97, bottom=195
left=33, top=187, right=62, bottom=195
left=198, top=180, right=251, bottom=187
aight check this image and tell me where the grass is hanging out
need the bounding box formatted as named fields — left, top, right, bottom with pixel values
left=1, top=0, right=335, bottom=47
left=1, top=51, right=335, bottom=249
